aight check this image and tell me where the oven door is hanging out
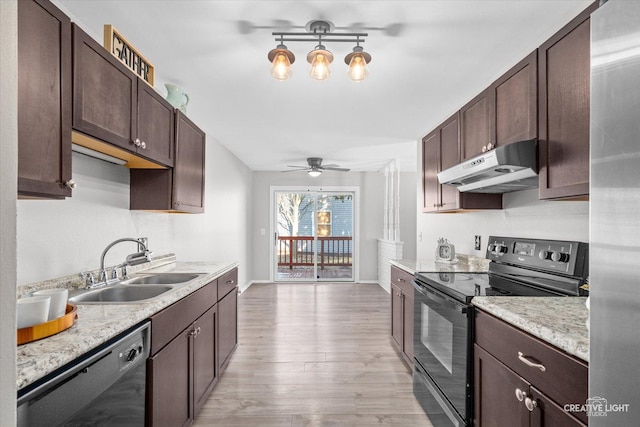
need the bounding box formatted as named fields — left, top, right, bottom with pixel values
left=413, top=279, right=471, bottom=424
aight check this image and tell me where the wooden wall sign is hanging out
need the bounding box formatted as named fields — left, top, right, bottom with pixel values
left=103, top=24, right=155, bottom=86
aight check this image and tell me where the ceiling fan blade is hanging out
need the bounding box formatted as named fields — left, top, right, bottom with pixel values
left=320, top=163, right=340, bottom=168
left=281, top=169, right=308, bottom=173
left=322, top=167, right=351, bottom=172
left=285, top=165, right=309, bottom=169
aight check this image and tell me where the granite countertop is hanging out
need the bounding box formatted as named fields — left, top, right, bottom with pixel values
left=472, top=296, right=589, bottom=362
left=16, top=258, right=237, bottom=390
left=390, top=255, right=490, bottom=275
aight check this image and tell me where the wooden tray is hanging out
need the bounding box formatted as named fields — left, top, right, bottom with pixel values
left=17, top=303, right=78, bottom=345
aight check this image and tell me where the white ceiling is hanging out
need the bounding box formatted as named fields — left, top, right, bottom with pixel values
left=57, top=0, right=593, bottom=173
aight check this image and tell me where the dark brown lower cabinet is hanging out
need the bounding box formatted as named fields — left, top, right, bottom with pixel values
left=193, top=306, right=218, bottom=416
left=218, top=286, right=238, bottom=373
left=147, top=268, right=239, bottom=425
left=390, top=266, right=414, bottom=367
left=148, top=304, right=217, bottom=427
left=474, top=310, right=587, bottom=426
left=474, top=344, right=530, bottom=427
left=148, top=328, right=192, bottom=427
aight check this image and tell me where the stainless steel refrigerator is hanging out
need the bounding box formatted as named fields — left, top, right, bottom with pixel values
left=590, top=0, right=640, bottom=425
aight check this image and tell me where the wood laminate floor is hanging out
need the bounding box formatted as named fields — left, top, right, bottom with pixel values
left=193, top=283, right=433, bottom=427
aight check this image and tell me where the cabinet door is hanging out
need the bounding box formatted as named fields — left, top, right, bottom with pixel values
left=18, top=0, right=72, bottom=199
left=402, top=292, right=414, bottom=362
left=174, top=111, right=206, bottom=213
left=494, top=51, right=537, bottom=148
left=474, top=345, right=529, bottom=427
left=193, top=305, right=217, bottom=417
left=529, top=386, right=586, bottom=427
left=538, top=5, right=597, bottom=200
left=72, top=24, right=137, bottom=152
left=137, top=81, right=175, bottom=167
left=460, top=89, right=494, bottom=161
left=422, top=132, right=440, bottom=212
left=218, top=287, right=238, bottom=373
left=148, top=328, right=192, bottom=427
left=391, top=283, right=404, bottom=351
left=439, top=114, right=461, bottom=211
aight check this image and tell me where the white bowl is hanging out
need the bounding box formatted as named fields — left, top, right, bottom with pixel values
left=33, top=288, right=69, bottom=320
left=17, top=296, right=51, bottom=329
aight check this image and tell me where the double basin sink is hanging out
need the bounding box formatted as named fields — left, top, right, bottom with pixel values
left=69, top=273, right=204, bottom=304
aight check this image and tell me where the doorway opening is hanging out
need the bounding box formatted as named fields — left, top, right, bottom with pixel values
left=272, top=188, right=356, bottom=282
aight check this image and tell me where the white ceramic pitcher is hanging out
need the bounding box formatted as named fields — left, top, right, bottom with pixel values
left=165, top=83, right=189, bottom=113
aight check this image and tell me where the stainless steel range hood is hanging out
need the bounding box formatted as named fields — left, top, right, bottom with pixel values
left=437, top=139, right=538, bottom=193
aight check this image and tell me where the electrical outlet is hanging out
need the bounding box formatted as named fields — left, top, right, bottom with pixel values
left=474, top=235, right=481, bottom=251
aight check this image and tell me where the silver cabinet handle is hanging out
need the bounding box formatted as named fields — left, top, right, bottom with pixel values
left=525, top=397, right=538, bottom=412
left=140, top=141, right=146, bottom=149
left=487, top=142, right=494, bottom=150
left=515, top=388, right=526, bottom=402
left=481, top=145, right=487, bottom=153
left=396, top=278, right=406, bottom=283
left=226, top=280, right=235, bottom=285
left=65, top=180, right=77, bottom=189
left=517, top=352, right=546, bottom=372
left=133, top=138, right=141, bottom=147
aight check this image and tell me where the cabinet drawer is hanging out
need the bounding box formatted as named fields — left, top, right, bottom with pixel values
left=150, top=279, right=217, bottom=355
left=390, top=266, right=414, bottom=296
left=475, top=310, right=588, bottom=416
left=217, top=268, right=238, bottom=300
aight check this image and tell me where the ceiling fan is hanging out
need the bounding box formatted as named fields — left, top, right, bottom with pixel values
left=282, top=157, right=350, bottom=177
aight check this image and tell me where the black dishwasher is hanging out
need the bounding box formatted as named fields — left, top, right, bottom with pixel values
left=17, top=321, right=150, bottom=427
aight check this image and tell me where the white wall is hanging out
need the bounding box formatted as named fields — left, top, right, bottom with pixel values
left=17, top=139, right=253, bottom=287
left=251, top=171, right=386, bottom=282
left=0, top=1, right=18, bottom=423
left=399, top=171, right=417, bottom=259
left=416, top=183, right=589, bottom=260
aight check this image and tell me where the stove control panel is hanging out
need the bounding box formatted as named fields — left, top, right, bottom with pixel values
left=486, top=236, right=589, bottom=277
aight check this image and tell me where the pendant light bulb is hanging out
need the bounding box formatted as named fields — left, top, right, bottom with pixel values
left=268, top=44, right=295, bottom=80
left=307, top=46, right=334, bottom=81
left=345, top=47, right=371, bottom=82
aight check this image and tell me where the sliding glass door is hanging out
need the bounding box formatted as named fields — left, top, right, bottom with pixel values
left=274, top=190, right=354, bottom=282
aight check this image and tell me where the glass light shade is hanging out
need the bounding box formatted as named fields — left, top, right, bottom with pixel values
left=347, top=53, right=369, bottom=82
left=308, top=170, right=322, bottom=177
left=309, top=53, right=331, bottom=81
left=271, top=52, right=293, bottom=80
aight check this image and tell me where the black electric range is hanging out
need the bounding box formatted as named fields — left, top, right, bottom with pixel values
left=412, top=236, right=589, bottom=427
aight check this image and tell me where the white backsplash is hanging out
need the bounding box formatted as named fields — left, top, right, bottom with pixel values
left=416, top=189, right=589, bottom=260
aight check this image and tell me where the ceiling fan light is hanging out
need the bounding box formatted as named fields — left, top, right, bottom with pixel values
left=307, top=46, right=334, bottom=81
left=308, top=169, right=322, bottom=177
left=345, top=47, right=371, bottom=82
left=268, top=45, right=295, bottom=80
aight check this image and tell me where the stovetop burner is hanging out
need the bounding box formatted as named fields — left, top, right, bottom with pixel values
left=414, top=236, right=589, bottom=304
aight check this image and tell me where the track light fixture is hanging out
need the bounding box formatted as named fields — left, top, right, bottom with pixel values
left=268, top=20, right=371, bottom=82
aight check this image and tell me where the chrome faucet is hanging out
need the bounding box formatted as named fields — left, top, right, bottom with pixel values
left=93, top=238, right=153, bottom=288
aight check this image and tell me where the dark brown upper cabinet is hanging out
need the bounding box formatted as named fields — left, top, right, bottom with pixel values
left=72, top=24, right=137, bottom=153
left=422, top=114, right=459, bottom=212
left=460, top=51, right=537, bottom=162
left=130, top=111, right=205, bottom=213
left=72, top=24, right=174, bottom=168
left=460, top=89, right=494, bottom=162
left=538, top=4, right=597, bottom=200
left=18, top=0, right=73, bottom=199
left=422, top=113, right=502, bottom=212
left=494, top=51, right=537, bottom=148
left=137, top=82, right=175, bottom=167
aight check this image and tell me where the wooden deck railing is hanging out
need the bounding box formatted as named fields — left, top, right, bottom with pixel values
left=278, top=236, right=353, bottom=269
